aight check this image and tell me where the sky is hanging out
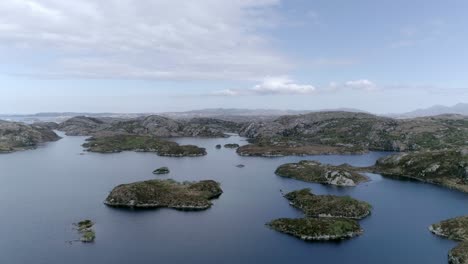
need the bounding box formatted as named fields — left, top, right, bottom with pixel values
left=1, top=0, right=468, bottom=114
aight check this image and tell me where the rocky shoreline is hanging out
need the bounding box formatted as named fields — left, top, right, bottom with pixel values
left=0, top=120, right=61, bottom=153
left=429, top=216, right=468, bottom=264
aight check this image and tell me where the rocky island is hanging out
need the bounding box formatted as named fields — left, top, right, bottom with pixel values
left=276, top=160, right=368, bottom=186
left=371, top=149, right=468, bottom=192
left=284, top=189, right=372, bottom=219
left=429, top=216, right=468, bottom=264
left=153, top=167, right=170, bottom=174
left=267, top=189, right=371, bottom=241
left=0, top=120, right=60, bottom=153
left=75, top=219, right=95, bottom=243
left=82, top=135, right=207, bottom=157
left=105, top=179, right=223, bottom=210
left=224, top=143, right=240, bottom=149
left=267, top=218, right=362, bottom=241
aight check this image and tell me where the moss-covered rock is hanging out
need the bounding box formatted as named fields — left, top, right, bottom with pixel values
left=105, top=179, right=222, bottom=210
left=267, top=218, right=362, bottom=241
left=82, top=135, right=206, bottom=157
left=275, top=160, right=368, bottom=186
left=153, top=167, right=170, bottom=175
left=224, top=143, right=240, bottom=149
left=75, top=219, right=95, bottom=243
left=285, top=189, right=372, bottom=219
left=373, top=149, right=468, bottom=192
left=430, top=216, right=468, bottom=264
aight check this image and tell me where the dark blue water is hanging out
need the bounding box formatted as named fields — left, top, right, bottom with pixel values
left=0, top=133, right=465, bottom=264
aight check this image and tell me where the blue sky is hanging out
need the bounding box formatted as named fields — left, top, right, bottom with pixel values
left=0, top=0, right=467, bottom=114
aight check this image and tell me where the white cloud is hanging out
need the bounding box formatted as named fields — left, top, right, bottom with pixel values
left=211, top=76, right=316, bottom=96
left=0, top=0, right=290, bottom=80
left=344, top=79, right=378, bottom=91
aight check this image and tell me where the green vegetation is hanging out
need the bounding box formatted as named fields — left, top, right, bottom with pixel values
left=267, top=189, right=371, bottom=241
left=105, top=179, right=223, bottom=210
left=285, top=189, right=372, bottom=219
left=275, top=160, right=368, bottom=186
left=430, top=216, right=468, bottom=264
left=75, top=219, right=95, bottom=243
left=153, top=167, right=170, bottom=175
left=82, top=135, right=206, bottom=157
left=224, top=143, right=240, bottom=149
left=267, top=218, right=362, bottom=241
left=373, top=149, right=468, bottom=192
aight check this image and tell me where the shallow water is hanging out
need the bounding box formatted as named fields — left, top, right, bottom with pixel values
left=0, top=133, right=465, bottom=264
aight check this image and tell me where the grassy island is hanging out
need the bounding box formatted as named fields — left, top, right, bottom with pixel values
left=105, top=179, right=222, bottom=210
left=82, top=135, right=207, bottom=157
left=267, top=189, right=371, bottom=242
left=276, top=160, right=368, bottom=186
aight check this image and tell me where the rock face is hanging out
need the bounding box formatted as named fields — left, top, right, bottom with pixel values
left=58, top=115, right=240, bottom=137
left=82, top=135, right=207, bottom=157
left=429, top=216, right=468, bottom=264
left=267, top=189, right=371, bottom=241
left=285, top=189, right=372, bottom=219
left=153, top=167, right=170, bottom=175
left=373, top=149, right=468, bottom=192
left=0, top=120, right=60, bottom=152
left=275, top=160, right=368, bottom=186
left=238, top=111, right=468, bottom=156
left=105, top=179, right=222, bottom=210
left=267, top=218, right=362, bottom=241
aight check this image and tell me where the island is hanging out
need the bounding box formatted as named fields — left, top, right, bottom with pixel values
left=284, top=189, right=372, bottom=219
left=224, top=143, right=240, bottom=149
left=275, top=160, right=368, bottom=187
left=82, top=135, right=207, bottom=157
left=267, top=218, right=362, bottom=241
left=153, top=167, right=170, bottom=174
left=75, top=219, right=95, bottom=243
left=267, top=189, right=371, bottom=241
left=104, top=179, right=223, bottom=210
left=429, top=216, right=468, bottom=264
left=371, top=149, right=468, bottom=193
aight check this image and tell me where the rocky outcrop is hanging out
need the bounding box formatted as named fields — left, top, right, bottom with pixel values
left=372, top=149, right=468, bottom=192
left=267, top=189, right=371, bottom=241
left=105, top=179, right=222, bottom=210
left=82, top=135, right=206, bottom=157
left=153, top=167, right=170, bottom=175
left=284, top=189, right=372, bottom=219
left=429, top=216, right=468, bottom=264
left=0, top=120, right=60, bottom=152
left=58, top=115, right=241, bottom=138
left=238, top=111, right=468, bottom=156
left=224, top=143, right=240, bottom=149
left=275, top=160, right=368, bottom=186
left=75, top=219, right=95, bottom=243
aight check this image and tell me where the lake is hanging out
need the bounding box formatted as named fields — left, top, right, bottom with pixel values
left=0, top=133, right=466, bottom=264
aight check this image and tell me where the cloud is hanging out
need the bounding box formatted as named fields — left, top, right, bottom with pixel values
left=344, top=79, right=378, bottom=91
left=0, top=0, right=290, bottom=80
left=211, top=76, right=316, bottom=96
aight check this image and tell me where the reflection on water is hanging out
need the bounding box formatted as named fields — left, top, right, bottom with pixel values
left=0, top=134, right=465, bottom=264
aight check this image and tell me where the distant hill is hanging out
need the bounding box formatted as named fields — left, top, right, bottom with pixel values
left=393, top=103, right=468, bottom=118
